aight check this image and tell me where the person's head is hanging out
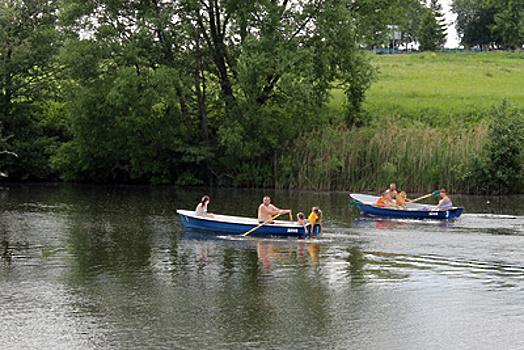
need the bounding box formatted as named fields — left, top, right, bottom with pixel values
left=201, top=195, right=210, bottom=205
left=263, top=196, right=271, bottom=205
left=440, top=189, right=447, bottom=197
left=390, top=183, right=397, bottom=190
left=399, top=191, right=406, bottom=199
left=297, top=212, right=305, bottom=220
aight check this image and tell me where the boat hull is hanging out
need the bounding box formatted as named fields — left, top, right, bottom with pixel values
left=176, top=210, right=321, bottom=237
left=351, top=194, right=463, bottom=220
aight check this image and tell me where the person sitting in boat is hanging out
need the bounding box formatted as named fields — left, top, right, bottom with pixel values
left=395, top=191, right=413, bottom=208
left=385, top=183, right=398, bottom=203
left=195, top=195, right=214, bottom=218
left=258, top=196, right=291, bottom=223
left=297, top=212, right=309, bottom=237
left=376, top=183, right=398, bottom=207
left=308, top=207, right=322, bottom=234
left=435, top=189, right=453, bottom=210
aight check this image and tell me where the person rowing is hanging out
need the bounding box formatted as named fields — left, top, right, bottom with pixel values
left=257, top=196, right=291, bottom=223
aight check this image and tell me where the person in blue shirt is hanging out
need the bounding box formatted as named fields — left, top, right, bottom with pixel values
left=297, top=212, right=309, bottom=238
left=195, top=195, right=214, bottom=218
left=435, top=189, right=453, bottom=210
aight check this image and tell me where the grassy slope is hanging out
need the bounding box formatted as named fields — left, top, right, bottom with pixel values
left=361, top=51, right=524, bottom=126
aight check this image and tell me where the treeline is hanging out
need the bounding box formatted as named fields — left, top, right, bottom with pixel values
left=452, top=0, right=524, bottom=50
left=1, top=0, right=523, bottom=194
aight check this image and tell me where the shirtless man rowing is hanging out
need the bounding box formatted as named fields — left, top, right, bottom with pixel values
left=258, top=196, right=291, bottom=223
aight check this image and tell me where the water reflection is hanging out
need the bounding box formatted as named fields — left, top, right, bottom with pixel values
left=353, top=215, right=456, bottom=232
left=181, top=230, right=322, bottom=274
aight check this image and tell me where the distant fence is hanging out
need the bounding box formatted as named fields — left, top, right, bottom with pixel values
left=371, top=48, right=523, bottom=55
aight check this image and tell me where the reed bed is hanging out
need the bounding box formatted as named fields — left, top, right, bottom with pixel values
left=275, top=118, right=488, bottom=193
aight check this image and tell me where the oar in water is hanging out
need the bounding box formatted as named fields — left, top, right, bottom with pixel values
left=242, top=212, right=283, bottom=237
left=412, top=190, right=440, bottom=202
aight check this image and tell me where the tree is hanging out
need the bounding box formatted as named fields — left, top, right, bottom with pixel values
left=398, top=0, right=427, bottom=49
left=57, top=0, right=380, bottom=185
left=418, top=1, right=446, bottom=51
left=451, top=0, right=523, bottom=49
left=0, top=0, right=64, bottom=180
left=0, top=123, right=18, bottom=177
left=354, top=0, right=425, bottom=50
left=491, top=0, right=524, bottom=49
left=462, top=100, right=524, bottom=194
left=429, top=0, right=447, bottom=47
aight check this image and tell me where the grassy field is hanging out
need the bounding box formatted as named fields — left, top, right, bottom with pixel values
left=361, top=51, right=524, bottom=126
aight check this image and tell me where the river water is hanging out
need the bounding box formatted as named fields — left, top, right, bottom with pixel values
left=1, top=184, right=523, bottom=349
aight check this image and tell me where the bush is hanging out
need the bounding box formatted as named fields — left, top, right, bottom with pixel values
left=462, top=100, right=524, bottom=194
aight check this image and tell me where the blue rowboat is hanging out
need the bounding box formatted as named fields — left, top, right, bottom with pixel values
left=176, top=210, right=321, bottom=237
left=350, top=194, right=463, bottom=220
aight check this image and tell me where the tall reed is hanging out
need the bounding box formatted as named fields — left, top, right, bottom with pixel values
left=275, top=118, right=488, bottom=193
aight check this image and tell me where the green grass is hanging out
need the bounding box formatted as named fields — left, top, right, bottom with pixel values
left=361, top=51, right=524, bottom=126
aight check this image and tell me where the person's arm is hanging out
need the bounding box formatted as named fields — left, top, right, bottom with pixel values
left=269, top=204, right=291, bottom=216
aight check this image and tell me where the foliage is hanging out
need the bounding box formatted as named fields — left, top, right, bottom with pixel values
left=0, top=0, right=64, bottom=180
left=461, top=100, right=524, bottom=194
left=276, top=118, right=488, bottom=192
left=51, top=66, right=209, bottom=184
left=418, top=1, right=447, bottom=51
left=2, top=1, right=524, bottom=193
left=452, top=0, right=524, bottom=49
left=350, top=0, right=420, bottom=49
left=54, top=0, right=378, bottom=185
left=0, top=123, right=18, bottom=177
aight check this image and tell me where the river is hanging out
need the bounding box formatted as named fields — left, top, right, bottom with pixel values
left=1, top=183, right=523, bottom=349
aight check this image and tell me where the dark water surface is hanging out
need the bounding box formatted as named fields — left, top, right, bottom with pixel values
left=1, top=184, right=524, bottom=349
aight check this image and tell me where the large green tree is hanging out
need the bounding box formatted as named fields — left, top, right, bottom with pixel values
left=0, top=0, right=64, bottom=180
left=56, top=0, right=380, bottom=185
left=452, top=0, right=523, bottom=49
left=491, top=0, right=524, bottom=49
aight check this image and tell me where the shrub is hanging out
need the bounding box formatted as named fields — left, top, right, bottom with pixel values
left=462, top=100, right=524, bottom=194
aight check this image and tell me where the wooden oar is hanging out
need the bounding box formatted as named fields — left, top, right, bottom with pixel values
left=412, top=190, right=440, bottom=202
left=242, top=212, right=283, bottom=237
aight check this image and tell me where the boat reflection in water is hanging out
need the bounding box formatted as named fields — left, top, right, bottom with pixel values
left=182, top=230, right=321, bottom=272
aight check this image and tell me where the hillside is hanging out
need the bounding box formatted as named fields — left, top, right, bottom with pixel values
left=363, top=51, right=524, bottom=126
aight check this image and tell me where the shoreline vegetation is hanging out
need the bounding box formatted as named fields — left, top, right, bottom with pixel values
left=278, top=51, right=524, bottom=194
left=277, top=119, right=488, bottom=193
left=2, top=52, right=524, bottom=194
